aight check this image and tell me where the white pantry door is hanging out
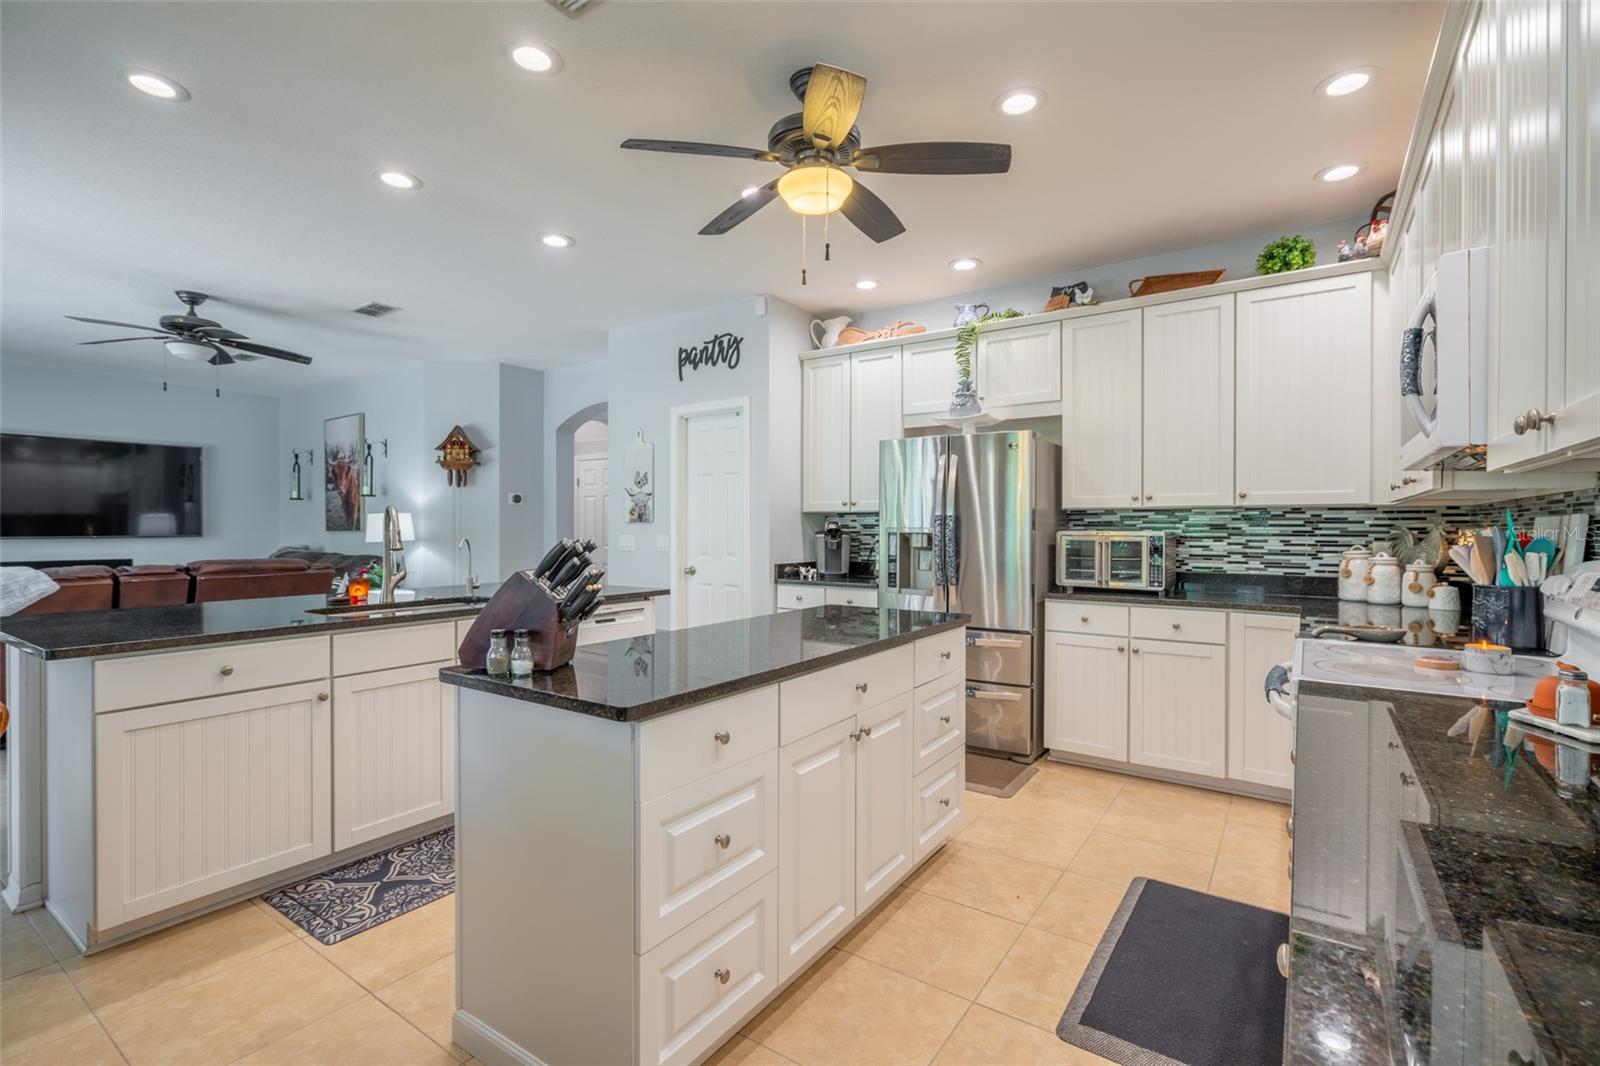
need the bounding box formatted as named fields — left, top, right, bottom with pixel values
left=573, top=456, right=608, bottom=560
left=683, top=407, right=748, bottom=627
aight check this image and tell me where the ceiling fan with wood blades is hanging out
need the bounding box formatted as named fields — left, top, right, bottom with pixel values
left=66, top=290, right=312, bottom=367
left=622, top=64, right=1011, bottom=243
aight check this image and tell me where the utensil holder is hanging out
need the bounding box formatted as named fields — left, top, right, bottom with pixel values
left=1470, top=586, right=1543, bottom=652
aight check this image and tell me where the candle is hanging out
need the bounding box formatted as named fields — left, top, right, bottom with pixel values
left=1462, top=640, right=1513, bottom=675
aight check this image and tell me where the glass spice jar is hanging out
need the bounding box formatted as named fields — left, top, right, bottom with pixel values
left=511, top=629, right=535, bottom=678
left=485, top=629, right=511, bottom=677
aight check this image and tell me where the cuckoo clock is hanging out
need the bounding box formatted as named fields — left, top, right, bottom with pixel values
left=435, top=425, right=481, bottom=486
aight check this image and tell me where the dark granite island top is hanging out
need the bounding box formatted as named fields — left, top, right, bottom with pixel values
left=441, top=606, right=968, bottom=722
left=1287, top=679, right=1600, bottom=1065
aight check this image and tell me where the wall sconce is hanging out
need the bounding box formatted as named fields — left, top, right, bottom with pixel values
left=289, top=449, right=314, bottom=501
left=361, top=438, right=389, bottom=498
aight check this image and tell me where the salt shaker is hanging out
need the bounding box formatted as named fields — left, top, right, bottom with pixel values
left=1557, top=666, right=1592, bottom=728
left=485, top=629, right=511, bottom=677
left=511, top=629, right=535, bottom=678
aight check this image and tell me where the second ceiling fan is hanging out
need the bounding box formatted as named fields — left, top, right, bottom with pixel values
left=622, top=64, right=1011, bottom=243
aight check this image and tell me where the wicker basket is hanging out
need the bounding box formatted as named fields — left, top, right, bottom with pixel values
left=1128, top=270, right=1226, bottom=298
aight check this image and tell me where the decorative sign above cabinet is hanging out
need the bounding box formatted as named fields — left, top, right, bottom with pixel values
left=677, top=332, right=743, bottom=381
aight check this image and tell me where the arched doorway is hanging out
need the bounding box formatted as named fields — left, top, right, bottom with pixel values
left=554, top=401, right=608, bottom=555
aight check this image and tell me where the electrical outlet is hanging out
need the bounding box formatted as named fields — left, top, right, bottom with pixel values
left=619, top=534, right=636, bottom=551
left=656, top=534, right=670, bottom=552
left=506, top=491, right=525, bottom=505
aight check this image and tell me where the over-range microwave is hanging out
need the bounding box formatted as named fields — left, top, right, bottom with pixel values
left=1055, top=531, right=1177, bottom=592
left=1400, top=246, right=1492, bottom=469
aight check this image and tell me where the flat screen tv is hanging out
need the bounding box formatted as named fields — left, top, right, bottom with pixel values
left=1, top=433, right=202, bottom=538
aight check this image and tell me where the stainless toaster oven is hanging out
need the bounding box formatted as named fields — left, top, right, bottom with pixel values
left=1055, top=531, right=1177, bottom=592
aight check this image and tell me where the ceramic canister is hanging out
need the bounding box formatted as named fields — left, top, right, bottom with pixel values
left=1339, top=545, right=1373, bottom=602
left=1366, top=552, right=1403, bottom=605
left=1426, top=583, right=1461, bottom=613
left=1402, top=562, right=1437, bottom=608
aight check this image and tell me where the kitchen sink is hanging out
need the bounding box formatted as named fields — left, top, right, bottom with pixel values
left=306, top=595, right=487, bottom=619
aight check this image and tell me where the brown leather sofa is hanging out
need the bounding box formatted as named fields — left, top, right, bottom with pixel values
left=187, top=558, right=336, bottom=603
left=16, top=565, right=116, bottom=614
left=114, top=564, right=192, bottom=608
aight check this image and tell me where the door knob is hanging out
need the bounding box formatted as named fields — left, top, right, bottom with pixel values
left=683, top=565, right=697, bottom=576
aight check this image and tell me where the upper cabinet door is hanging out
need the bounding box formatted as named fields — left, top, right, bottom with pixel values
left=1551, top=0, right=1600, bottom=454
left=977, top=320, right=1062, bottom=408
left=902, top=336, right=962, bottom=416
left=1062, top=310, right=1143, bottom=508
left=801, top=354, right=852, bottom=512
left=849, top=348, right=902, bottom=512
left=1143, top=294, right=1235, bottom=507
left=1235, top=273, right=1373, bottom=506
left=1463, top=3, right=1499, bottom=250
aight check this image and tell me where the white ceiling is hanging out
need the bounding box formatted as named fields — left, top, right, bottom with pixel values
left=1, top=0, right=1442, bottom=393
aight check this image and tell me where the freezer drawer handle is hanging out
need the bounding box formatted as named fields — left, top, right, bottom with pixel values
left=970, top=637, right=1023, bottom=648
left=967, top=687, right=1024, bottom=701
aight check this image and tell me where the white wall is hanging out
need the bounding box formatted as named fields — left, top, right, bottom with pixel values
left=0, top=362, right=279, bottom=565
left=851, top=215, right=1369, bottom=332
left=496, top=363, right=545, bottom=577
left=765, top=298, right=809, bottom=570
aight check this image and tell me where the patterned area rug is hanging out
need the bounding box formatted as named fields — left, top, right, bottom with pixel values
left=263, top=827, right=455, bottom=945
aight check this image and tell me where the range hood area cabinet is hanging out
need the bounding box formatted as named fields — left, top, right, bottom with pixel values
left=801, top=347, right=902, bottom=513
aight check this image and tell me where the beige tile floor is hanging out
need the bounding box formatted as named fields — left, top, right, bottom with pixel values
left=0, top=760, right=1288, bottom=1066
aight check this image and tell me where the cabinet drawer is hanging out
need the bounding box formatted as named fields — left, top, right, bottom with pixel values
left=638, top=687, right=779, bottom=802
left=638, top=751, right=778, bottom=951
left=332, top=621, right=454, bottom=677
left=94, top=636, right=328, bottom=713
left=913, top=748, right=965, bottom=862
left=1130, top=607, right=1226, bottom=645
left=776, top=584, right=826, bottom=610
left=1044, top=601, right=1129, bottom=637
left=779, top=644, right=913, bottom=744
left=913, top=672, right=965, bottom=775
left=914, top=628, right=964, bottom=686
left=823, top=586, right=878, bottom=608
left=637, top=872, right=778, bottom=1066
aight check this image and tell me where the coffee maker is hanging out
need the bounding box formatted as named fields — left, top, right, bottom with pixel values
left=815, top=520, right=852, bottom=577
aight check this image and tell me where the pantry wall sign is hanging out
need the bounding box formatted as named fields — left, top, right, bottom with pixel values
left=677, top=332, right=743, bottom=382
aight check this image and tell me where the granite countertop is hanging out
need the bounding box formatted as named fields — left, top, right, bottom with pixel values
left=1287, top=679, right=1600, bottom=1065
left=775, top=574, right=880, bottom=590
left=1046, top=574, right=1344, bottom=633
left=442, top=606, right=968, bottom=723
left=0, top=581, right=668, bottom=660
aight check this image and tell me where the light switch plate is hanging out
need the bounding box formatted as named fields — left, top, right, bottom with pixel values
left=656, top=534, right=670, bottom=552
left=619, top=534, right=636, bottom=551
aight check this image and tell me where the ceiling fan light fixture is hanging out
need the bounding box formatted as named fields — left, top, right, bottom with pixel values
left=164, top=339, right=214, bottom=362
left=510, top=44, right=562, bottom=74
left=777, top=161, right=853, bottom=216
left=949, top=257, right=981, bottom=271
left=120, top=69, right=188, bottom=102
left=376, top=169, right=421, bottom=190
left=995, top=88, right=1045, bottom=116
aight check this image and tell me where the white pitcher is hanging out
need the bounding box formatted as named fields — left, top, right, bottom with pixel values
left=809, top=315, right=853, bottom=349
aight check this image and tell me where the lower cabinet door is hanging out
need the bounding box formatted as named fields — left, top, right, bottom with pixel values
left=1226, top=613, right=1297, bottom=789
left=1044, top=632, right=1129, bottom=761
left=855, top=693, right=914, bottom=914
left=332, top=662, right=454, bottom=851
left=912, top=747, right=965, bottom=861
left=776, top=717, right=856, bottom=983
left=637, top=872, right=778, bottom=1066
left=912, top=672, right=964, bottom=775
left=1128, top=639, right=1227, bottom=778
left=94, top=681, right=332, bottom=929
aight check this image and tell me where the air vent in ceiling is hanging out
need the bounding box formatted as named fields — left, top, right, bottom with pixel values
left=351, top=302, right=401, bottom=318
left=546, top=0, right=595, bottom=16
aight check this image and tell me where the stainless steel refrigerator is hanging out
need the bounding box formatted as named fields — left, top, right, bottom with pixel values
left=879, top=431, right=1060, bottom=760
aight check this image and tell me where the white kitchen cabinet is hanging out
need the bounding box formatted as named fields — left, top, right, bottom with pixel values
left=775, top=715, right=856, bottom=983
left=1043, top=631, right=1128, bottom=762
left=847, top=347, right=902, bottom=510
left=775, top=584, right=825, bottom=612
left=901, top=335, right=962, bottom=416
left=801, top=354, right=852, bottom=512
left=823, top=586, right=877, bottom=609
left=1143, top=294, right=1235, bottom=507
left=912, top=672, right=964, bottom=776
left=1062, top=309, right=1143, bottom=507
left=1226, top=613, right=1297, bottom=790
left=977, top=319, right=1061, bottom=408
left=1551, top=0, right=1600, bottom=456
left=1127, top=639, right=1226, bottom=779
left=94, top=680, right=332, bottom=929
left=1235, top=271, right=1373, bottom=505
left=332, top=663, right=454, bottom=851
left=854, top=693, right=914, bottom=914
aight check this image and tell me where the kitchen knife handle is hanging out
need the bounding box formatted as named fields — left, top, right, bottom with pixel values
left=534, top=540, right=571, bottom=577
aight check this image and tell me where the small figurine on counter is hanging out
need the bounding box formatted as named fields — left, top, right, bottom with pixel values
left=1044, top=281, right=1095, bottom=311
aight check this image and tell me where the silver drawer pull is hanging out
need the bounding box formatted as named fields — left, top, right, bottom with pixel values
left=714, top=967, right=731, bottom=984
left=971, top=688, right=1024, bottom=702
left=713, top=730, right=731, bottom=745
left=1276, top=944, right=1290, bottom=978
left=849, top=726, right=873, bottom=741
left=938, top=797, right=951, bottom=808
left=1080, top=616, right=1090, bottom=623
left=854, top=682, right=869, bottom=693
left=972, top=637, right=1023, bottom=648
left=1116, top=645, right=1125, bottom=653
left=939, top=714, right=951, bottom=724
left=220, top=665, right=235, bottom=677
left=1170, top=622, right=1181, bottom=630
left=940, top=650, right=952, bottom=660
left=714, top=833, right=731, bottom=849
left=317, top=692, right=329, bottom=702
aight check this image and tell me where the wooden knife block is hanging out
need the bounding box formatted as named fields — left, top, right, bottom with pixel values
left=458, top=570, right=579, bottom=672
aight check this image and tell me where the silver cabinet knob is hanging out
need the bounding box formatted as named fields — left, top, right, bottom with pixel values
left=1131, top=646, right=1141, bottom=654
left=1144, top=494, right=1153, bottom=501
left=1514, top=408, right=1555, bottom=435
left=1170, top=622, right=1181, bottom=630
left=940, top=650, right=952, bottom=660
left=715, top=967, right=731, bottom=984
left=1389, top=483, right=1401, bottom=491
left=1131, top=495, right=1139, bottom=502
left=1401, top=475, right=1417, bottom=485
left=683, top=565, right=697, bottom=576
left=939, top=714, right=951, bottom=725
left=713, top=730, right=731, bottom=745
left=1238, top=491, right=1248, bottom=499
left=1116, top=645, right=1125, bottom=653
left=1285, top=816, right=1294, bottom=839
left=1080, top=615, right=1090, bottom=623
left=844, top=598, right=853, bottom=605
left=854, top=681, right=869, bottom=693
left=220, top=665, right=235, bottom=677
left=938, top=797, right=951, bottom=807
left=714, top=833, right=731, bottom=849
left=1400, top=770, right=1415, bottom=787
left=317, top=692, right=329, bottom=702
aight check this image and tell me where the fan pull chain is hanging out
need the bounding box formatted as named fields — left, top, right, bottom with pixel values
left=800, top=215, right=808, bottom=286
left=215, top=359, right=221, bottom=398
left=823, top=171, right=831, bottom=261
left=162, top=350, right=169, bottom=392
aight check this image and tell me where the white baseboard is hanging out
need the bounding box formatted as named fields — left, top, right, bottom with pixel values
left=3, top=876, right=43, bottom=912
left=453, top=1009, right=547, bottom=1066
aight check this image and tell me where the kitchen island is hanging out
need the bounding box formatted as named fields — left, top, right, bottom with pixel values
left=440, top=605, right=968, bottom=1066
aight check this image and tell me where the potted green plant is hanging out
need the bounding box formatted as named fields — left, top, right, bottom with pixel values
left=1256, top=235, right=1317, bottom=275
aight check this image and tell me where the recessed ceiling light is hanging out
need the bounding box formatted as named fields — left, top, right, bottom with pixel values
left=740, top=185, right=761, bottom=199
left=1315, top=66, right=1379, bottom=98
left=1316, top=162, right=1364, bottom=183
left=949, top=257, right=981, bottom=271
left=119, top=68, right=188, bottom=102
left=854, top=279, right=878, bottom=290
left=540, top=232, right=575, bottom=248
left=510, top=44, right=562, bottom=74
left=376, top=170, right=421, bottom=190
left=994, top=88, right=1045, bottom=116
